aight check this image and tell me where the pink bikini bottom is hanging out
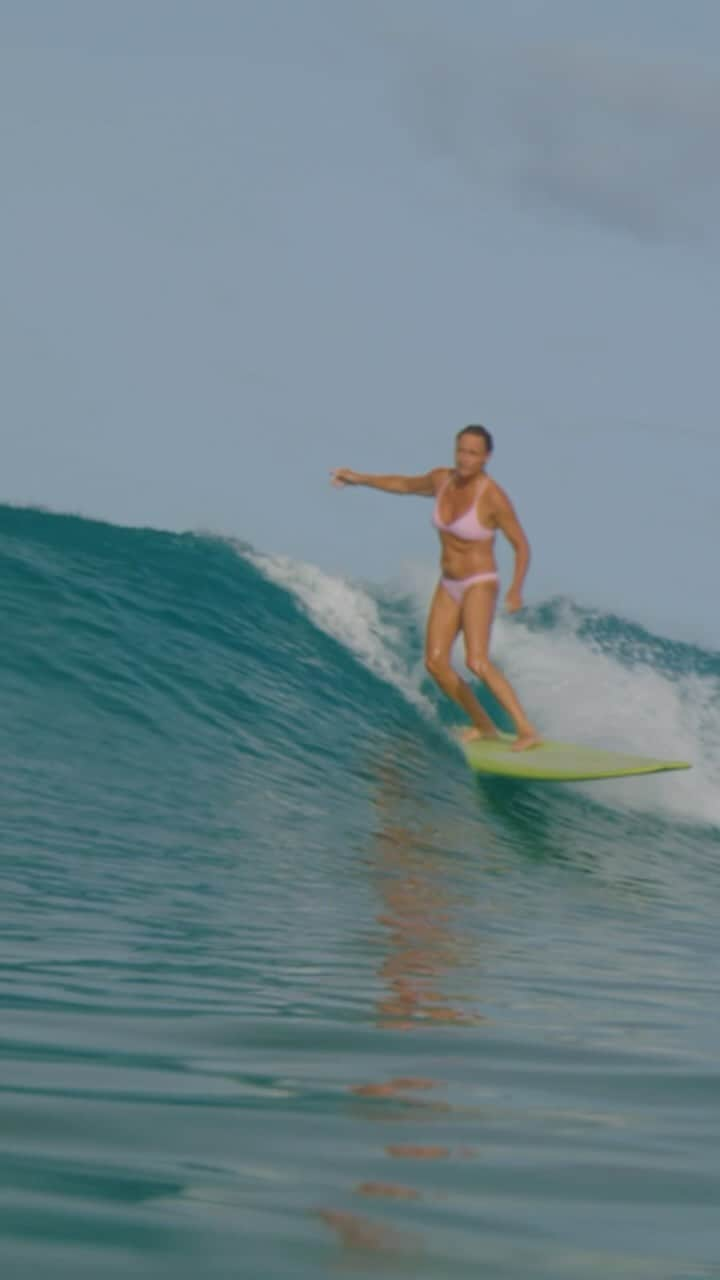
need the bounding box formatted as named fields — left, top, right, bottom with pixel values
left=440, top=571, right=499, bottom=606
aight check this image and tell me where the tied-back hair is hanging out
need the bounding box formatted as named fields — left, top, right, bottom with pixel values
left=457, top=424, right=493, bottom=454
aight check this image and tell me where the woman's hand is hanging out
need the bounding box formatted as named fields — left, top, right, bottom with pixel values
left=504, top=587, right=524, bottom=614
left=331, top=468, right=363, bottom=487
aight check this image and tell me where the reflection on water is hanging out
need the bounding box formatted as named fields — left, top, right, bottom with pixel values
left=316, top=752, right=485, bottom=1261
left=370, top=761, right=482, bottom=1033
left=317, top=1207, right=416, bottom=1257
left=351, top=1078, right=438, bottom=1098
left=355, top=1182, right=421, bottom=1200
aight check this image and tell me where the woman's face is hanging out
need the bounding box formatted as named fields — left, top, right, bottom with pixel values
left=454, top=433, right=489, bottom=478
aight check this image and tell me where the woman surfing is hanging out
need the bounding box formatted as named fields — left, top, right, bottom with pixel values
left=332, top=424, right=540, bottom=751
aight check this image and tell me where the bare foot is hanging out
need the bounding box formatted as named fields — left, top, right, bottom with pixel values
left=511, top=731, right=543, bottom=753
left=458, top=725, right=500, bottom=744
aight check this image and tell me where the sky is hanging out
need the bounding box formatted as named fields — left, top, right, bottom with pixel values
left=2, top=0, right=719, bottom=641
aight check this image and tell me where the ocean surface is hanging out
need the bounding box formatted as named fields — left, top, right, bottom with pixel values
left=1, top=502, right=719, bottom=1280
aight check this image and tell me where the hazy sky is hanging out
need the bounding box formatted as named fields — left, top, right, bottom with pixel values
left=2, top=1, right=719, bottom=639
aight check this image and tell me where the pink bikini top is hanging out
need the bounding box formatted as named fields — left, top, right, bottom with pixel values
left=432, top=475, right=495, bottom=542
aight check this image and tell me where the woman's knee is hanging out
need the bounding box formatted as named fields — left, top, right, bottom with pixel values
left=466, top=653, right=492, bottom=681
left=425, top=651, right=452, bottom=683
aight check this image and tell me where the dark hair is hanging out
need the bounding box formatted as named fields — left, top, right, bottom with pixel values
left=457, top=424, right=493, bottom=454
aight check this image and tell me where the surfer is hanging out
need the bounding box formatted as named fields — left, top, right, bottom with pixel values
left=331, top=425, right=541, bottom=751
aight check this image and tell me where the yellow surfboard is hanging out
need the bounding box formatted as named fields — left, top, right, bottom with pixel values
left=461, top=732, right=691, bottom=782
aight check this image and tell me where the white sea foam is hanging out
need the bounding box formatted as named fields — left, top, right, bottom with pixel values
left=492, top=609, right=720, bottom=826
left=244, top=547, right=720, bottom=828
left=398, top=564, right=720, bottom=828
left=242, top=547, right=434, bottom=716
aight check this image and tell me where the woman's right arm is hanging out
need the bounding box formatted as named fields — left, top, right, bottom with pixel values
left=330, top=468, right=442, bottom=495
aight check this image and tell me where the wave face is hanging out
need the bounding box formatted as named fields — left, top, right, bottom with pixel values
left=2, top=503, right=720, bottom=1280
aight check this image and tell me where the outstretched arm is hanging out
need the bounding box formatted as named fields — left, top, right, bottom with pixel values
left=491, top=487, right=531, bottom=613
left=331, top=467, right=443, bottom=495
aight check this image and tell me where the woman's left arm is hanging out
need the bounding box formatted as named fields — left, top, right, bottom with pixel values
left=492, top=487, right=531, bottom=613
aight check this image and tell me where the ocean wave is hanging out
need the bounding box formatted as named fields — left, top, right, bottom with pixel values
left=2, top=504, right=718, bottom=831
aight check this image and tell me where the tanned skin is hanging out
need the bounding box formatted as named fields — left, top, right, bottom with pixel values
left=332, top=429, right=540, bottom=751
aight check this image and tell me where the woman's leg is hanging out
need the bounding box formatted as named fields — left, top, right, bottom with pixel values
left=425, top=583, right=498, bottom=738
left=461, top=582, right=541, bottom=751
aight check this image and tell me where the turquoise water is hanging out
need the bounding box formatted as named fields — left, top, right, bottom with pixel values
left=1, top=503, right=719, bottom=1279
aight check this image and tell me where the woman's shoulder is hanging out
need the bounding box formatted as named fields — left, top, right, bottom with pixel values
left=429, top=466, right=453, bottom=493
left=483, top=475, right=514, bottom=511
